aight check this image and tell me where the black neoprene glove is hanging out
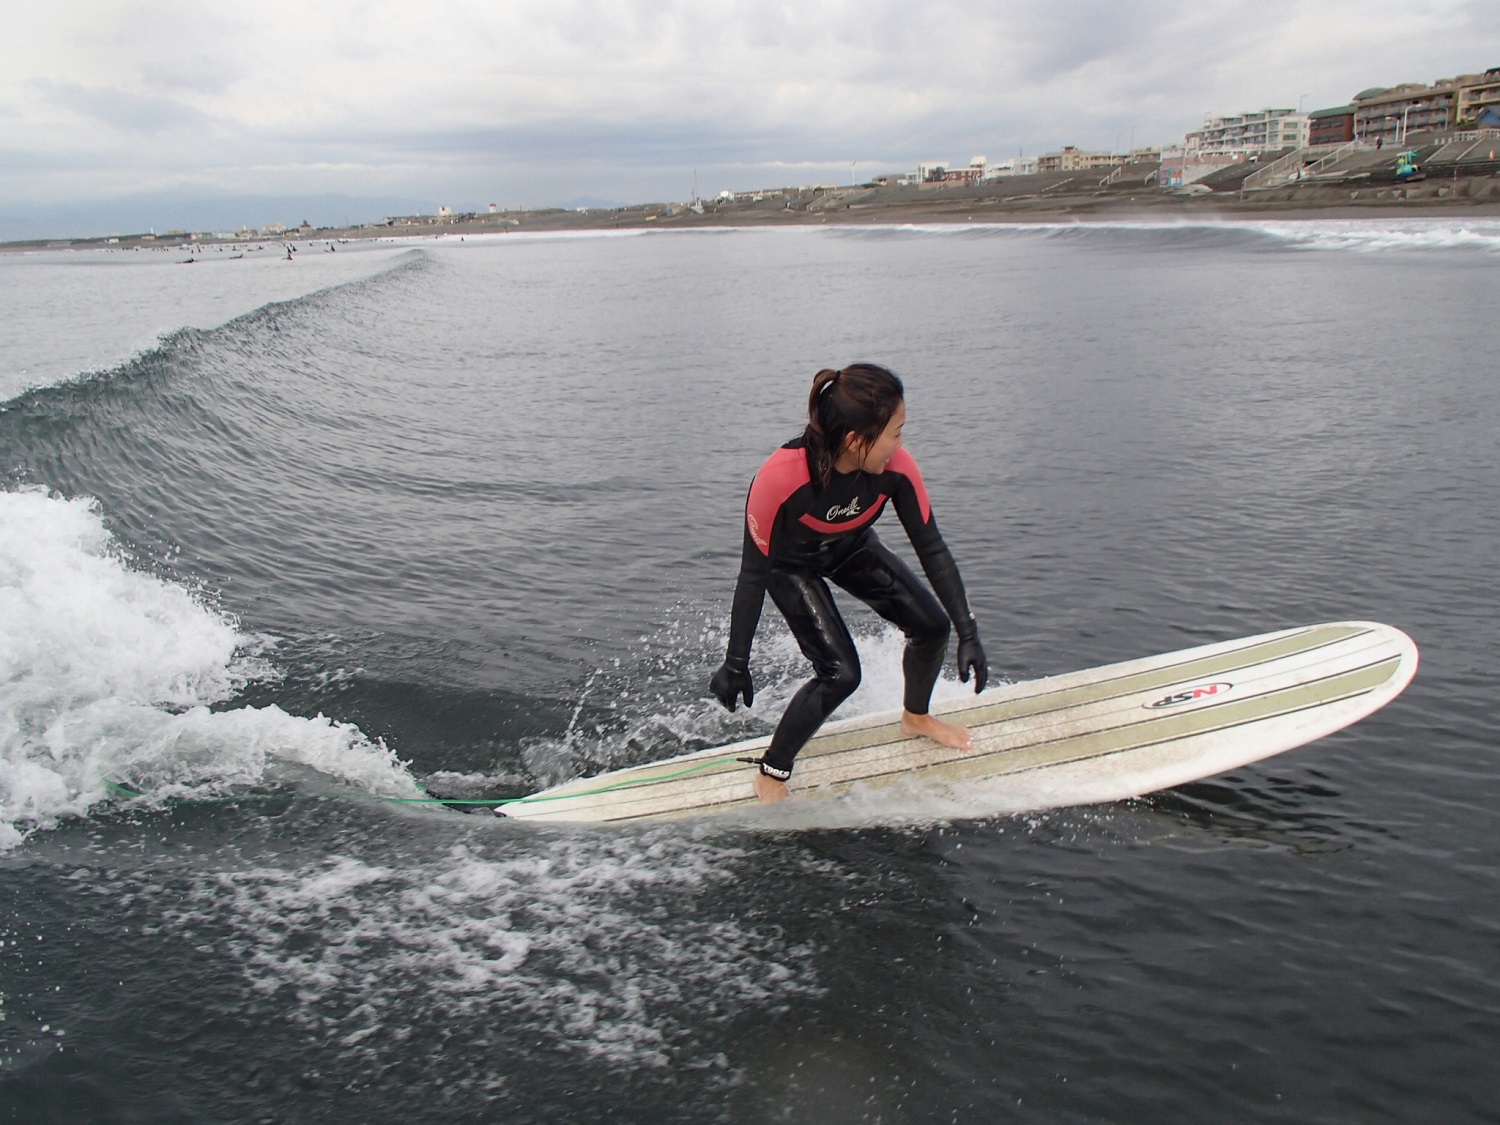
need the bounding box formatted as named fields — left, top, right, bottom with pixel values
left=710, top=658, right=755, bottom=711
left=956, top=623, right=988, bottom=693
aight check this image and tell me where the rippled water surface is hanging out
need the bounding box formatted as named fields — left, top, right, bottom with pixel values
left=1, top=221, right=1497, bottom=1123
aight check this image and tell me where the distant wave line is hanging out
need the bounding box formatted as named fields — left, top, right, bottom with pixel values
left=0, top=249, right=428, bottom=407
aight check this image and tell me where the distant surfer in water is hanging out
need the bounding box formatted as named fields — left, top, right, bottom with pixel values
left=710, top=363, right=988, bottom=803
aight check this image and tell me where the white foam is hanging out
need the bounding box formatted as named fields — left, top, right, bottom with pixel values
left=192, top=835, right=822, bottom=1070
left=0, top=488, right=419, bottom=849
left=1237, top=218, right=1500, bottom=253
left=391, top=217, right=1500, bottom=256
left=808, top=216, right=1500, bottom=254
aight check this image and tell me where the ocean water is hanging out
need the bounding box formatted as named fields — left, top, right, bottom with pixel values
left=1, top=220, right=1497, bottom=1123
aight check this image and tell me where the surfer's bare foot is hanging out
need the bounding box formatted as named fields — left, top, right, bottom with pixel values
left=901, top=710, right=973, bottom=750
left=753, top=772, right=789, bottom=803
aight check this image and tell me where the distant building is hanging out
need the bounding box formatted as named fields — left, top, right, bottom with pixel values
left=1455, top=68, right=1500, bottom=127
left=985, top=156, right=1040, bottom=178
left=1308, top=105, right=1356, bottom=146
left=1185, top=109, right=1307, bottom=157
left=1352, top=70, right=1500, bottom=142
left=909, top=160, right=984, bottom=186
left=1037, top=146, right=1124, bottom=173
left=1354, top=84, right=1452, bottom=143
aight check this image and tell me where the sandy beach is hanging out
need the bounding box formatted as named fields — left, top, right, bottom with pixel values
left=7, top=175, right=1500, bottom=252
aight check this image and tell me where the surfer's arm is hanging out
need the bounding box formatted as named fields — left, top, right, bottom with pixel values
left=889, top=451, right=988, bottom=691
left=725, top=525, right=770, bottom=667
left=722, top=459, right=798, bottom=668
left=711, top=486, right=778, bottom=711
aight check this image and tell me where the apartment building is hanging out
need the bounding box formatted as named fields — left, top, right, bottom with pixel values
left=1455, top=68, right=1500, bottom=126
left=985, top=156, right=1040, bottom=178
left=1185, top=109, right=1308, bottom=157
left=1036, top=146, right=1125, bottom=173
left=1354, top=69, right=1500, bottom=141
left=1355, top=83, right=1455, bottom=142
left=1308, top=105, right=1356, bottom=146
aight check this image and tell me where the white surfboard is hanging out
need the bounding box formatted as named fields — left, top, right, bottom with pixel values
left=496, top=621, right=1417, bottom=824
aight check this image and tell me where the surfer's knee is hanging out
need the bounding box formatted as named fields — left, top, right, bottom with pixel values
left=820, top=659, right=861, bottom=703
left=908, top=613, right=949, bottom=657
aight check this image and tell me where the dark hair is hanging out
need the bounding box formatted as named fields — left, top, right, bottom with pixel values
left=804, top=363, right=905, bottom=490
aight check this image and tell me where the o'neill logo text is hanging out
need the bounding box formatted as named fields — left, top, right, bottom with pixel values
left=747, top=512, right=768, bottom=552
left=826, top=497, right=863, bottom=521
left=1144, top=682, right=1234, bottom=710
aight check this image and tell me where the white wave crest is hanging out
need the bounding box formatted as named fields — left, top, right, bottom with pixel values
left=1245, top=218, right=1500, bottom=253
left=814, top=217, right=1500, bottom=254
left=0, top=488, right=418, bottom=849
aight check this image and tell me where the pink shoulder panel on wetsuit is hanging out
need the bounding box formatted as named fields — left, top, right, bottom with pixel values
left=886, top=448, right=932, bottom=523
left=745, top=446, right=810, bottom=555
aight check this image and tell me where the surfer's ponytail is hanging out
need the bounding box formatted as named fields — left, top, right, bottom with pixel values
left=804, top=363, right=905, bottom=490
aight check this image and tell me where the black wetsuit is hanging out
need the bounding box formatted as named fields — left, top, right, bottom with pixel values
left=721, top=437, right=981, bottom=779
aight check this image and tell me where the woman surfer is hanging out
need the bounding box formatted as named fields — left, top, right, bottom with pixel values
left=709, top=364, right=988, bottom=803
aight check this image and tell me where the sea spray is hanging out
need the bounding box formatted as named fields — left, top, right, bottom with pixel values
left=0, top=488, right=418, bottom=848
left=434, top=618, right=989, bottom=806
left=177, top=834, right=825, bottom=1073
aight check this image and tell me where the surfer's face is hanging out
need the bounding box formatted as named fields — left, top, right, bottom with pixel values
left=852, top=400, right=906, bottom=473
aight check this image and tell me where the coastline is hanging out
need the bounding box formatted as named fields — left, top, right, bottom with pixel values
left=6, top=179, right=1500, bottom=252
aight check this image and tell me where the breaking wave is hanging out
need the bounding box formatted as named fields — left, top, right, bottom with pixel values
left=816, top=217, right=1500, bottom=254
left=0, top=488, right=419, bottom=850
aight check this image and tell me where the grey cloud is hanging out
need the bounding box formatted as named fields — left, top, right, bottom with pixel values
left=141, top=55, right=244, bottom=97
left=0, top=146, right=108, bottom=175
left=1010, top=0, right=1193, bottom=80
left=35, top=80, right=212, bottom=134
left=14, top=0, right=1500, bottom=226
left=301, top=117, right=787, bottom=167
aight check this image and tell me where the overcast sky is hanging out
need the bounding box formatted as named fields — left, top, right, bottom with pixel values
left=2, top=0, right=1497, bottom=233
